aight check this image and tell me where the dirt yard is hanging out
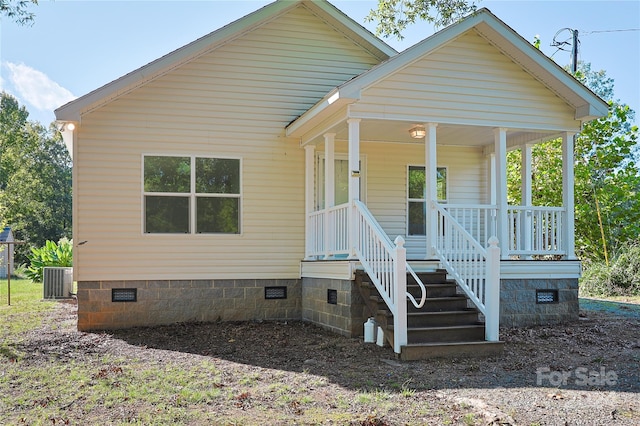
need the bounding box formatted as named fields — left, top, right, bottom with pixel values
left=1, top=299, right=639, bottom=425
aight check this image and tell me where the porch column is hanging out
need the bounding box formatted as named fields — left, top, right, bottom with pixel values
left=348, top=118, right=361, bottom=258
left=304, top=144, right=315, bottom=260
left=425, top=123, right=438, bottom=258
left=494, top=128, right=509, bottom=258
left=489, top=153, right=497, bottom=238
left=562, top=132, right=576, bottom=259
left=324, top=133, right=335, bottom=259
left=521, top=144, right=533, bottom=257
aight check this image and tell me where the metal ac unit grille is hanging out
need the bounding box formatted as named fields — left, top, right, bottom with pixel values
left=43, top=267, right=73, bottom=299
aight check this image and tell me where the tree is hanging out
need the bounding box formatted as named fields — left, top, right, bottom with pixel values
left=0, top=0, right=38, bottom=26
left=366, top=0, right=478, bottom=39
left=0, top=92, right=72, bottom=264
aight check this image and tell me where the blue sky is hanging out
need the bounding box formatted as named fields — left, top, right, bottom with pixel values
left=1, top=0, right=639, bottom=126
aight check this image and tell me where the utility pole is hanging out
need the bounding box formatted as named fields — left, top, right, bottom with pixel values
left=552, top=27, right=579, bottom=74
left=572, top=29, right=579, bottom=73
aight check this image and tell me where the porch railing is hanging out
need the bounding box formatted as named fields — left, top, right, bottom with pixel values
left=444, top=204, right=497, bottom=245
left=444, top=204, right=566, bottom=258
left=353, top=200, right=426, bottom=354
left=434, top=202, right=500, bottom=341
left=307, top=204, right=350, bottom=258
left=507, top=206, right=565, bottom=256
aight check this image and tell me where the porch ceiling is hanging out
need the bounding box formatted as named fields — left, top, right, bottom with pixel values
left=312, top=119, right=559, bottom=149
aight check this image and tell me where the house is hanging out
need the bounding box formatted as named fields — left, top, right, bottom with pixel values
left=0, top=227, right=14, bottom=278
left=55, top=0, right=607, bottom=359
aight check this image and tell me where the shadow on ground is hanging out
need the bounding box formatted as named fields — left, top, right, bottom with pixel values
left=108, top=303, right=640, bottom=393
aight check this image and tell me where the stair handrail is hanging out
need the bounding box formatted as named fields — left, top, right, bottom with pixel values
left=353, top=200, right=426, bottom=309
left=353, top=200, right=428, bottom=353
left=432, top=201, right=500, bottom=341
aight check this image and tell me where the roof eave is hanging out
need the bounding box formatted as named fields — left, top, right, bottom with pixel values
left=286, top=89, right=357, bottom=138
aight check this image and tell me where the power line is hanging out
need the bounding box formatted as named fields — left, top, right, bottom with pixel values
left=580, top=28, right=640, bottom=35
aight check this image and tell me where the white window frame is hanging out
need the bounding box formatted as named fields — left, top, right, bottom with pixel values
left=142, top=154, right=242, bottom=235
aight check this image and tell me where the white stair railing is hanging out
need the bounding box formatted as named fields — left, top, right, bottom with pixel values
left=433, top=202, right=501, bottom=341
left=353, top=200, right=426, bottom=353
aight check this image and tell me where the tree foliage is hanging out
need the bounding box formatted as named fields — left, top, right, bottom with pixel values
left=0, top=0, right=38, bottom=26
left=366, top=0, right=478, bottom=39
left=0, top=92, right=72, bottom=264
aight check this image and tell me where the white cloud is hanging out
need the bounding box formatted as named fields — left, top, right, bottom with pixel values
left=4, top=62, right=76, bottom=111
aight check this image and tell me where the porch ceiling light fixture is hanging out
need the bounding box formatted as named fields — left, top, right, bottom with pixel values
left=409, top=125, right=426, bottom=139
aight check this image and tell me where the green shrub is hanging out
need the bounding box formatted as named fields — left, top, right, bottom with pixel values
left=25, top=238, right=73, bottom=283
left=580, top=262, right=613, bottom=297
left=580, top=243, right=640, bottom=297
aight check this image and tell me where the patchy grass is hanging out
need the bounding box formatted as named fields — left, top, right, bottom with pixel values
left=0, top=279, right=56, bottom=339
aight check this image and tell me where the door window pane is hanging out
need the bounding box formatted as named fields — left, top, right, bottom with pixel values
left=408, top=166, right=425, bottom=199
left=408, top=201, right=426, bottom=235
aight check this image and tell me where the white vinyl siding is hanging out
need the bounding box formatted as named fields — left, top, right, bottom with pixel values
left=361, top=143, right=485, bottom=240
left=74, top=5, right=381, bottom=281
left=352, top=29, right=577, bottom=131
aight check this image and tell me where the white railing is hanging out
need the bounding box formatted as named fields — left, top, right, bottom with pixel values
left=308, top=210, right=324, bottom=257
left=444, top=204, right=497, bottom=245
left=307, top=204, right=351, bottom=258
left=434, top=202, right=500, bottom=341
left=353, top=200, right=426, bottom=354
left=508, top=206, right=565, bottom=256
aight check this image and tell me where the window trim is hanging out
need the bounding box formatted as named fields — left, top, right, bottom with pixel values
left=406, top=164, right=448, bottom=236
left=141, top=154, right=243, bottom=235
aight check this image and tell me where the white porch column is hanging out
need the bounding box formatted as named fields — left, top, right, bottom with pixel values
left=304, top=144, right=315, bottom=260
left=348, top=119, right=361, bottom=201
left=489, top=153, right=496, bottom=205
left=494, top=128, right=509, bottom=258
left=425, top=123, right=438, bottom=258
left=324, top=133, right=335, bottom=259
left=347, top=119, right=361, bottom=258
left=562, top=132, right=576, bottom=259
left=521, top=144, right=533, bottom=256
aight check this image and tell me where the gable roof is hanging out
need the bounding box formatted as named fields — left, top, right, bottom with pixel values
left=286, top=8, right=609, bottom=138
left=55, top=0, right=396, bottom=122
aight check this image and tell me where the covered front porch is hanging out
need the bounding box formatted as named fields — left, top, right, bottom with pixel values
left=299, top=122, right=576, bottom=262
left=284, top=9, right=606, bottom=357
left=291, top=116, right=579, bottom=355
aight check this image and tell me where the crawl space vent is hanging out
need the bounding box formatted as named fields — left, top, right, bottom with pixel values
left=327, top=289, right=337, bottom=305
left=265, top=286, right=287, bottom=300
left=112, top=288, right=137, bottom=302
left=536, top=289, right=558, bottom=304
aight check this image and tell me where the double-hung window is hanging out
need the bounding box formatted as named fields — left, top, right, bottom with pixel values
left=143, top=155, right=241, bottom=234
left=407, top=166, right=447, bottom=236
